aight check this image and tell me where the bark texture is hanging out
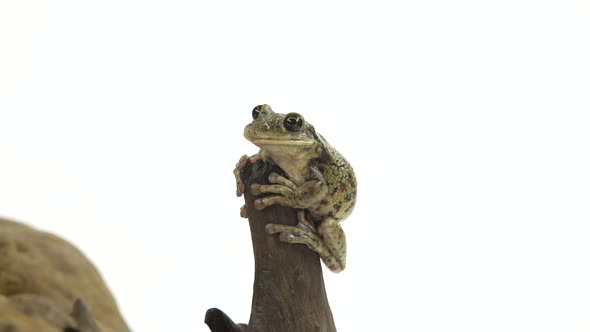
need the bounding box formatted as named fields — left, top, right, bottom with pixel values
left=205, top=160, right=337, bottom=332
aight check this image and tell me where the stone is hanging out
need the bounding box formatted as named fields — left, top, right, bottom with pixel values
left=0, top=218, right=130, bottom=332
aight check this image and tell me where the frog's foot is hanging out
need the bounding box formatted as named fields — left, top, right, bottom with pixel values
left=234, top=154, right=261, bottom=197
left=250, top=172, right=306, bottom=210
left=265, top=223, right=343, bottom=273
left=251, top=183, right=295, bottom=211
left=251, top=173, right=324, bottom=211
left=240, top=204, right=248, bottom=218
left=268, top=172, right=297, bottom=190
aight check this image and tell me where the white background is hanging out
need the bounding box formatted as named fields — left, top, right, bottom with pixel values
left=1, top=1, right=589, bottom=331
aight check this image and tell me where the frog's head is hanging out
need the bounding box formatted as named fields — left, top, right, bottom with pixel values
left=244, top=104, right=318, bottom=146
left=244, top=104, right=321, bottom=159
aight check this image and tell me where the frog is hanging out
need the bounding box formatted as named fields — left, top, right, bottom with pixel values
left=234, top=104, right=356, bottom=273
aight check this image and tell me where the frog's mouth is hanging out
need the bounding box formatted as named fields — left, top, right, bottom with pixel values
left=251, top=139, right=315, bottom=146
left=245, top=131, right=315, bottom=146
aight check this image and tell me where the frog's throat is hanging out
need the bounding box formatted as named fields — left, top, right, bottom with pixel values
left=251, top=139, right=314, bottom=146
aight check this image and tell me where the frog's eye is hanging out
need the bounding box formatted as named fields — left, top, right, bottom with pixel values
left=283, top=113, right=304, bottom=132
left=252, top=105, right=263, bottom=120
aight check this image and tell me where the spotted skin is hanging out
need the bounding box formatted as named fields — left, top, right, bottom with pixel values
left=235, top=104, right=356, bottom=273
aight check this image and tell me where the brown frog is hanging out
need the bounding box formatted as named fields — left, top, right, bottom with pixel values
left=235, top=104, right=356, bottom=272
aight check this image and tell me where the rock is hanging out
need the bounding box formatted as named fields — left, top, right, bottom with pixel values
left=0, top=218, right=130, bottom=332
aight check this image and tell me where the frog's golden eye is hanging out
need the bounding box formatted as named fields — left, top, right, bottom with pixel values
left=283, top=113, right=304, bottom=132
left=252, top=105, right=263, bottom=120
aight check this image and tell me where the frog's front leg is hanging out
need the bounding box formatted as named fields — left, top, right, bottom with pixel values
left=251, top=172, right=327, bottom=211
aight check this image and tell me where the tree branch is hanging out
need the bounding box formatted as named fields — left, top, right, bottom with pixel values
left=205, top=160, right=336, bottom=332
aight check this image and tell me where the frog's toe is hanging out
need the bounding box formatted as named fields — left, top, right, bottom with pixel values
left=265, top=224, right=321, bottom=248
left=236, top=182, right=245, bottom=197
left=265, top=223, right=313, bottom=236
left=279, top=232, right=316, bottom=246
left=254, top=198, right=265, bottom=210
left=250, top=183, right=261, bottom=195
left=278, top=232, right=320, bottom=249
left=251, top=184, right=293, bottom=196
left=254, top=195, right=292, bottom=210
left=268, top=172, right=297, bottom=189
left=265, top=223, right=299, bottom=236
left=240, top=204, right=248, bottom=218
left=265, top=223, right=283, bottom=234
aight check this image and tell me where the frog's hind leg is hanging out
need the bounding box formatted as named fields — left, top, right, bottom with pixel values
left=318, top=217, right=346, bottom=272
left=265, top=220, right=344, bottom=273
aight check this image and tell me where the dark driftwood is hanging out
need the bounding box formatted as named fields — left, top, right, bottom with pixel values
left=205, top=160, right=336, bottom=332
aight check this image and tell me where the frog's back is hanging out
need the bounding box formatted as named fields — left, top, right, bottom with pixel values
left=310, top=135, right=357, bottom=222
